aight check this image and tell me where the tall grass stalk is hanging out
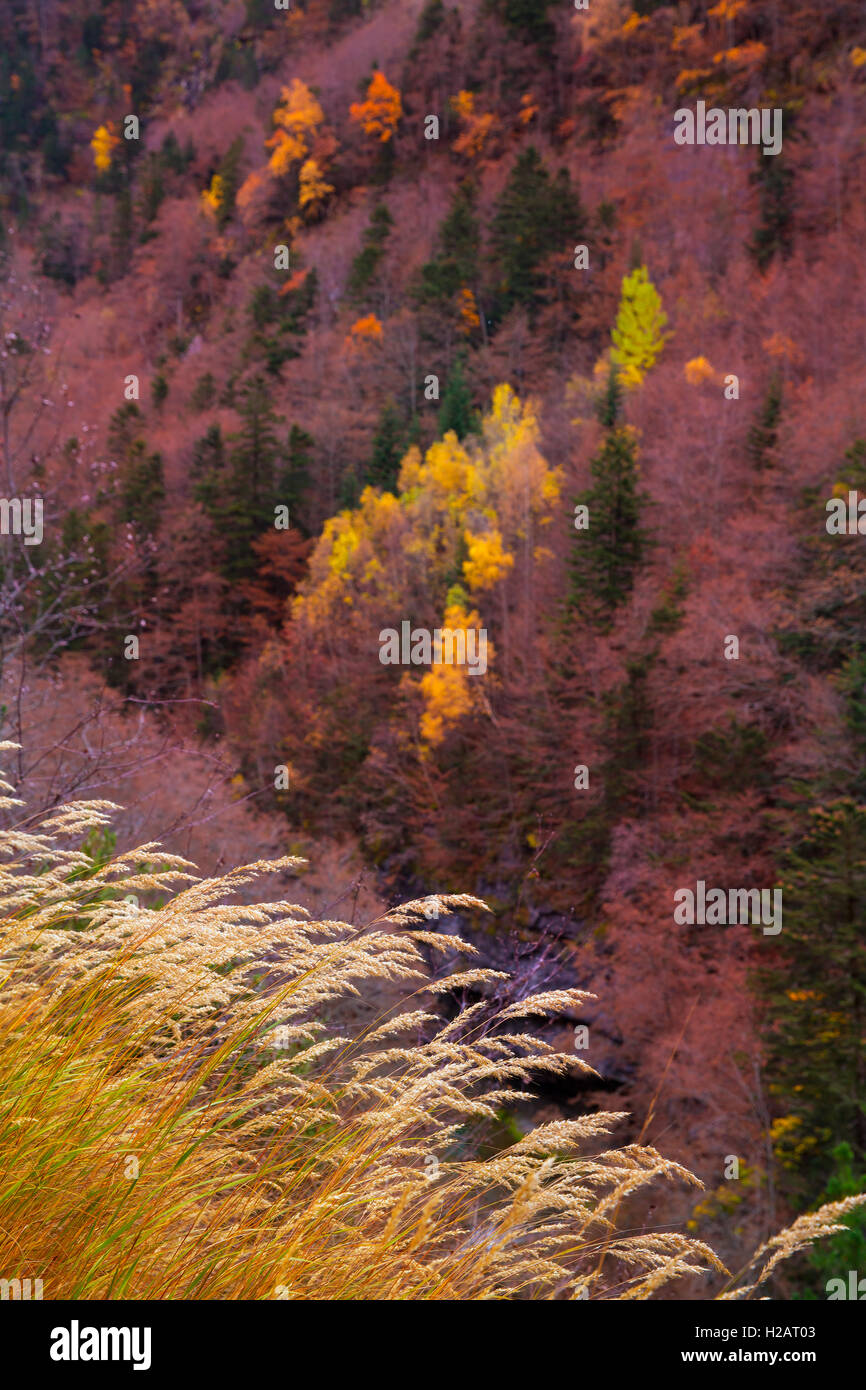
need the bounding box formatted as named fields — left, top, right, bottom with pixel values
left=0, top=749, right=860, bottom=1299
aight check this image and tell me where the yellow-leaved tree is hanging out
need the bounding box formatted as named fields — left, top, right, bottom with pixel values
left=419, top=600, right=490, bottom=747
left=463, top=529, right=514, bottom=592
left=267, top=79, right=326, bottom=176
left=289, top=384, right=559, bottom=750
left=91, top=122, right=120, bottom=173
left=609, top=264, right=670, bottom=388
left=200, top=173, right=224, bottom=219
left=298, top=158, right=334, bottom=217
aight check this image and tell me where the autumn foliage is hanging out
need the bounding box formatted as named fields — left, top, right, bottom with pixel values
left=5, top=0, right=866, bottom=1302
left=349, top=71, right=403, bottom=143
left=267, top=79, right=326, bottom=175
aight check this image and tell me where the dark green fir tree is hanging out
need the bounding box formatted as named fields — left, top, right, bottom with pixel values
left=747, top=370, right=783, bottom=470
left=490, top=148, right=582, bottom=322
left=568, top=368, right=647, bottom=623
left=757, top=799, right=866, bottom=1196
left=438, top=355, right=476, bottom=440
left=365, top=399, right=406, bottom=492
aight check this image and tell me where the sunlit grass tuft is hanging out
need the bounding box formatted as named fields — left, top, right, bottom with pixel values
left=0, top=746, right=860, bottom=1300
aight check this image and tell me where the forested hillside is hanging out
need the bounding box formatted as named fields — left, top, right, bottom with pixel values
left=2, top=0, right=866, bottom=1297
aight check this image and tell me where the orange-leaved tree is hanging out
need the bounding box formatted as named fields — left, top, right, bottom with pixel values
left=349, top=71, right=403, bottom=143
left=450, top=90, right=497, bottom=160
left=267, top=78, right=326, bottom=176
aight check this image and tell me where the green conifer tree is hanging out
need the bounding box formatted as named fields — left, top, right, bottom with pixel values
left=118, top=439, right=164, bottom=538
left=191, top=424, right=227, bottom=514
left=214, top=137, right=244, bottom=231
left=497, top=0, right=555, bottom=51
left=348, top=202, right=393, bottom=302
left=414, top=180, right=480, bottom=309
left=277, top=424, right=314, bottom=533
left=569, top=368, right=647, bottom=623
left=758, top=799, right=866, bottom=1194
left=194, top=380, right=283, bottom=584
left=413, top=0, right=446, bottom=45
left=438, top=355, right=476, bottom=440
left=747, top=370, right=783, bottom=470
left=228, top=374, right=281, bottom=530
left=365, top=399, right=406, bottom=492
left=489, top=149, right=582, bottom=322
left=749, top=150, right=795, bottom=271
left=138, top=155, right=165, bottom=234
left=800, top=1144, right=866, bottom=1299
left=106, top=404, right=164, bottom=538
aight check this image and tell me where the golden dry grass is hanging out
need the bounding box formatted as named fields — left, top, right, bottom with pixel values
left=0, top=745, right=861, bottom=1300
